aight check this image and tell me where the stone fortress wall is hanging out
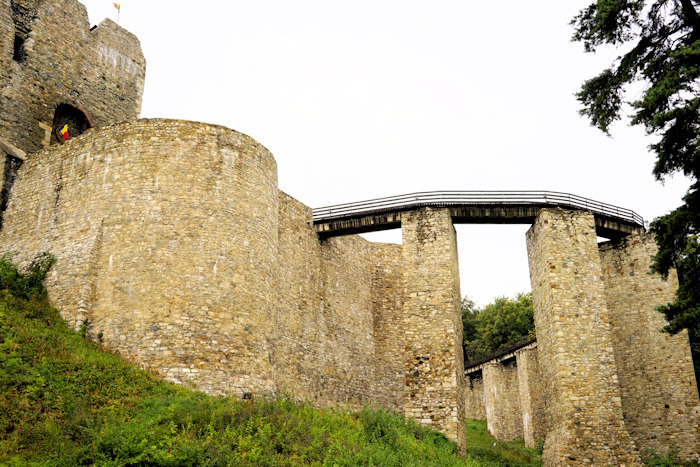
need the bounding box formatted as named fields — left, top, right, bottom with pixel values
left=0, top=115, right=467, bottom=446
left=599, top=234, right=700, bottom=459
left=0, top=119, right=408, bottom=410
left=463, top=214, right=700, bottom=464
left=0, top=1, right=698, bottom=464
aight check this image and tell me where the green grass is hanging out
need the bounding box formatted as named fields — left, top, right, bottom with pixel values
left=462, top=420, right=541, bottom=467
left=4, top=252, right=680, bottom=467
left=18, top=253, right=689, bottom=466
left=0, top=254, right=483, bottom=466
left=641, top=447, right=700, bottom=466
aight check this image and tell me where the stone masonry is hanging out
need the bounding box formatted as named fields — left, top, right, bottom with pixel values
left=516, top=346, right=545, bottom=449
left=463, top=341, right=545, bottom=449
left=1, top=0, right=145, bottom=154
left=0, top=118, right=410, bottom=406
left=483, top=360, right=523, bottom=442
left=1, top=0, right=698, bottom=459
left=0, top=120, right=281, bottom=395
left=0, top=0, right=145, bottom=200
left=527, top=209, right=641, bottom=466
left=0, top=117, right=470, bottom=443
left=369, top=242, right=405, bottom=412
left=274, top=193, right=404, bottom=409
left=464, top=371, right=486, bottom=420
left=600, top=234, right=700, bottom=461
left=464, top=222, right=699, bottom=463
left=401, top=208, right=466, bottom=451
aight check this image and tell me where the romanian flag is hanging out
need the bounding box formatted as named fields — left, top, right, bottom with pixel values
left=59, top=124, right=69, bottom=141
left=113, top=3, right=120, bottom=11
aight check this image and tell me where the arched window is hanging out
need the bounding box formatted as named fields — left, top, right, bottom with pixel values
left=51, top=104, right=92, bottom=144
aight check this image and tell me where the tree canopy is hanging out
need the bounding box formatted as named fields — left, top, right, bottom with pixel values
left=462, top=293, right=535, bottom=364
left=571, top=0, right=700, bottom=345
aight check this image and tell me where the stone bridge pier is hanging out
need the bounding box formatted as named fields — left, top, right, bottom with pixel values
left=401, top=208, right=466, bottom=452
left=527, top=209, right=642, bottom=465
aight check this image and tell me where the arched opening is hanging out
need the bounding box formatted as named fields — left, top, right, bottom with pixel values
left=51, top=104, right=92, bottom=144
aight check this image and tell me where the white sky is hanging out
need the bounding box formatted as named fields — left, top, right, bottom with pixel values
left=81, top=0, right=692, bottom=307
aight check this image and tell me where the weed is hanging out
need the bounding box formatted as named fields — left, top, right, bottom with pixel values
left=641, top=447, right=698, bottom=466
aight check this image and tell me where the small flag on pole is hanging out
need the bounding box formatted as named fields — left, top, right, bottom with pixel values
left=112, top=3, right=120, bottom=24
left=58, top=124, right=69, bottom=141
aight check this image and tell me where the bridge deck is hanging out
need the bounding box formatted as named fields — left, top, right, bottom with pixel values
left=313, top=191, right=645, bottom=239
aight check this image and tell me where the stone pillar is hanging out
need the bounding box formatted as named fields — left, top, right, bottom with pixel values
left=464, top=371, right=486, bottom=420
left=600, top=233, right=700, bottom=462
left=401, top=208, right=465, bottom=452
left=483, top=361, right=523, bottom=441
left=516, top=346, right=545, bottom=448
left=526, top=208, right=641, bottom=466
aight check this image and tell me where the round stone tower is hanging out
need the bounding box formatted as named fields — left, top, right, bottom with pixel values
left=0, top=119, right=280, bottom=395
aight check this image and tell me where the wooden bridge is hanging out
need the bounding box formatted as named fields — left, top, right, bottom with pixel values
left=313, top=190, right=645, bottom=239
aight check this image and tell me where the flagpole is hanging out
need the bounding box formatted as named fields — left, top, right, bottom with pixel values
left=113, top=3, right=120, bottom=25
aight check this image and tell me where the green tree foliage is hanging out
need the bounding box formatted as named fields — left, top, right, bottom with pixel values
left=650, top=204, right=700, bottom=382
left=571, top=1, right=700, bottom=353
left=462, top=293, right=535, bottom=364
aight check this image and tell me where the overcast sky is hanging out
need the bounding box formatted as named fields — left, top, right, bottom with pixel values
left=81, top=0, right=692, bottom=307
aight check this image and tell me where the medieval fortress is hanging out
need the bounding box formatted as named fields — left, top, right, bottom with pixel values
left=0, top=1, right=698, bottom=465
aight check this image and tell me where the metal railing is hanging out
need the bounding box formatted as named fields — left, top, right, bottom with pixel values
left=312, top=191, right=644, bottom=227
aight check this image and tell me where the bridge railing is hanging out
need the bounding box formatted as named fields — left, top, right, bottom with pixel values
left=312, top=191, right=644, bottom=227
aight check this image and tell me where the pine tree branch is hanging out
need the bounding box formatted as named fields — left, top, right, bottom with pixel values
left=677, top=0, right=700, bottom=40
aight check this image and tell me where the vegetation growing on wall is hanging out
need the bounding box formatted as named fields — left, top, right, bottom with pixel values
left=462, top=293, right=535, bottom=364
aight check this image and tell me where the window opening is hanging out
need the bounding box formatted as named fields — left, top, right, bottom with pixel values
left=10, top=1, right=34, bottom=64
left=12, top=34, right=25, bottom=62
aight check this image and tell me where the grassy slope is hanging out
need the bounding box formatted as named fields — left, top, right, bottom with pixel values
left=462, top=420, right=541, bottom=467
left=0, top=256, right=546, bottom=466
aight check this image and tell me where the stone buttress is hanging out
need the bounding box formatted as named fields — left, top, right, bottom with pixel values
left=515, top=346, right=545, bottom=449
